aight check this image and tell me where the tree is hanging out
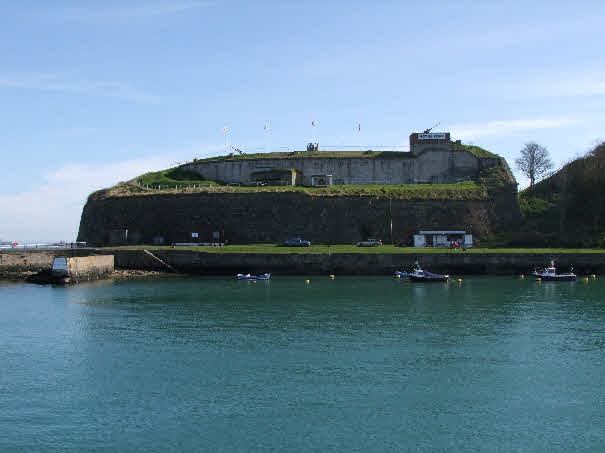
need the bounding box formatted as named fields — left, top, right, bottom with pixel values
left=515, top=142, right=553, bottom=192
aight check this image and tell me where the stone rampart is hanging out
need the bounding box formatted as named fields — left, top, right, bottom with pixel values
left=78, top=191, right=520, bottom=247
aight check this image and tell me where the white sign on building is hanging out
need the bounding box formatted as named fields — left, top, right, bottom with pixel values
left=191, top=232, right=199, bottom=238
left=419, top=133, right=446, bottom=140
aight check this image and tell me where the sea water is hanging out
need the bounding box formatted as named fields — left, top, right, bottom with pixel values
left=1, top=276, right=604, bottom=452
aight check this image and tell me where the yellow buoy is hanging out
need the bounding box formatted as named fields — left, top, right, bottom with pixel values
left=585, top=277, right=590, bottom=281
left=538, top=278, right=542, bottom=281
left=592, top=274, right=597, bottom=278
left=520, top=274, right=525, bottom=278
left=457, top=278, right=462, bottom=283
left=395, top=274, right=401, bottom=279
left=329, top=274, right=335, bottom=279
left=305, top=279, right=310, bottom=284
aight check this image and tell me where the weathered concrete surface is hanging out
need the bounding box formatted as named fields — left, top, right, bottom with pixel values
left=0, top=249, right=94, bottom=272
left=184, top=150, right=495, bottom=186
left=110, top=250, right=605, bottom=275
left=0, top=250, right=113, bottom=282
left=66, top=255, right=114, bottom=280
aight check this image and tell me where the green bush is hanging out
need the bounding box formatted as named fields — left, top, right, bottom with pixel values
left=519, top=196, right=554, bottom=217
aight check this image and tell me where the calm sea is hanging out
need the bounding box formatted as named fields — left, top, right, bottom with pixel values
left=1, top=276, right=604, bottom=452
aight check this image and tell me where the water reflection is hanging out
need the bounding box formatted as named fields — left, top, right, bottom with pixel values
left=2, top=277, right=605, bottom=452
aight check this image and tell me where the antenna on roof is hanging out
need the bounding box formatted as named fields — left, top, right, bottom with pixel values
left=423, top=122, right=440, bottom=133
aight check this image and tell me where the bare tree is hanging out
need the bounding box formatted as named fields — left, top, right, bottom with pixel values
left=515, top=142, right=553, bottom=192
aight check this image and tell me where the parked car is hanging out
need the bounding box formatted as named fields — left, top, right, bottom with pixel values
left=356, top=238, right=383, bottom=247
left=283, top=238, right=311, bottom=247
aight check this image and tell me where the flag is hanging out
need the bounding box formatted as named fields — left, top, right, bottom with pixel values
left=357, top=123, right=361, bottom=132
left=264, top=122, right=270, bottom=131
left=223, top=126, right=229, bottom=132
left=311, top=121, right=316, bottom=127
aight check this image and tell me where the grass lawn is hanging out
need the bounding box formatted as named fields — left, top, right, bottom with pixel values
left=104, top=244, right=605, bottom=254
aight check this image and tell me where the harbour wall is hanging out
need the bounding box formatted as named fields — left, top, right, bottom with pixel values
left=0, top=250, right=113, bottom=281
left=0, top=249, right=94, bottom=272
left=66, top=255, right=114, bottom=280
left=109, top=250, right=605, bottom=275
left=2, top=249, right=603, bottom=277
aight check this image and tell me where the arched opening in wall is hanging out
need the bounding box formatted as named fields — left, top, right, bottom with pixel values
left=252, top=170, right=296, bottom=186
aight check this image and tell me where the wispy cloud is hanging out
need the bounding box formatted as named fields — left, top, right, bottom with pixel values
left=450, top=118, right=580, bottom=140
left=0, top=144, right=223, bottom=242
left=49, top=1, right=213, bottom=21
left=533, top=76, right=605, bottom=98
left=0, top=73, right=162, bottom=104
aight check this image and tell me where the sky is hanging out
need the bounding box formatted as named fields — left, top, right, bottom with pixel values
left=1, top=0, right=604, bottom=242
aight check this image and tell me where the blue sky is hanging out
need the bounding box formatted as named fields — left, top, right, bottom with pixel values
left=1, top=0, right=604, bottom=241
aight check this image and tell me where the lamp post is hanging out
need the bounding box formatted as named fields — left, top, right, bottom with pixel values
left=389, top=197, right=393, bottom=246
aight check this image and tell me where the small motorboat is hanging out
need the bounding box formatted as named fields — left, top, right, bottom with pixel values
left=236, top=273, right=271, bottom=280
left=408, top=263, right=449, bottom=282
left=533, top=261, right=575, bottom=281
left=394, top=271, right=410, bottom=277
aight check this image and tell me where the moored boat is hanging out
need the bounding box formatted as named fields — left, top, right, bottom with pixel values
left=408, top=268, right=449, bottom=282
left=533, top=261, right=575, bottom=281
left=236, top=273, right=271, bottom=280
left=400, top=262, right=449, bottom=282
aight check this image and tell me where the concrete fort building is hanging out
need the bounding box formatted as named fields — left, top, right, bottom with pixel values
left=77, top=131, right=520, bottom=246
left=182, top=132, right=502, bottom=187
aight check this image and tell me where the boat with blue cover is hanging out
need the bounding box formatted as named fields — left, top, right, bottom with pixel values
left=236, top=273, right=271, bottom=280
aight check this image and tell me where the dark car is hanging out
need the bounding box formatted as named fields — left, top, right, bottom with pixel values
left=283, top=238, right=311, bottom=247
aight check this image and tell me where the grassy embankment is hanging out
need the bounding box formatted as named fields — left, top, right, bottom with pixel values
left=137, top=168, right=218, bottom=187
left=500, top=140, right=605, bottom=248
left=105, top=244, right=605, bottom=254
left=96, top=145, right=500, bottom=200
left=105, top=178, right=484, bottom=200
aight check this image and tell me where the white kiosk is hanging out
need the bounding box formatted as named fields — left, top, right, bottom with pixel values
left=413, top=230, right=473, bottom=248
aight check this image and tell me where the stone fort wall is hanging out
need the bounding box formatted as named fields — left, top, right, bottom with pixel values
left=183, top=132, right=501, bottom=186
left=78, top=190, right=519, bottom=247
left=184, top=149, right=499, bottom=186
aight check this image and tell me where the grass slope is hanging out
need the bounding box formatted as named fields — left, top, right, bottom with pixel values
left=137, top=168, right=218, bottom=187
left=102, top=180, right=485, bottom=200
left=451, top=143, right=499, bottom=158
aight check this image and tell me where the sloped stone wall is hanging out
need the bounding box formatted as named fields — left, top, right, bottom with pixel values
left=78, top=191, right=518, bottom=247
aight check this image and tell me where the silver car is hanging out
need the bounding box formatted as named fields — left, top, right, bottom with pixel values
left=356, top=238, right=382, bottom=247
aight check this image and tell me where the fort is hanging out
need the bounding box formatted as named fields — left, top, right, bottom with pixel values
left=77, top=132, right=521, bottom=246
left=182, top=132, right=501, bottom=187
